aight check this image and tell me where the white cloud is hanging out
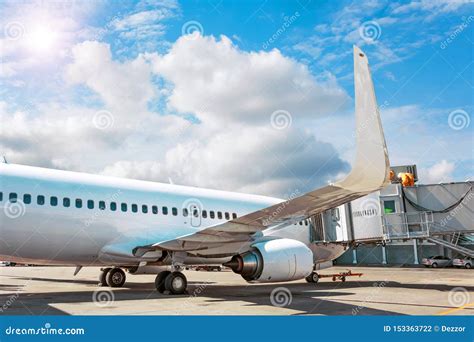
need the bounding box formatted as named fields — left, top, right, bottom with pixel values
left=1, top=35, right=352, bottom=197
left=419, top=160, right=455, bottom=183
left=65, top=41, right=155, bottom=118
left=150, top=34, right=349, bottom=126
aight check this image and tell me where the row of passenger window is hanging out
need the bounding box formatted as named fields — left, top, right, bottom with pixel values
left=0, top=192, right=237, bottom=220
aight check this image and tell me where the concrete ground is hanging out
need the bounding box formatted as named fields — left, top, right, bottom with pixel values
left=0, top=266, right=472, bottom=315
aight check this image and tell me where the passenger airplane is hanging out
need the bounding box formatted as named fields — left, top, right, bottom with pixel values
left=0, top=46, right=390, bottom=294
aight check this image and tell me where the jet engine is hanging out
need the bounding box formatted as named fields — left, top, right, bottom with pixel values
left=224, top=238, right=313, bottom=282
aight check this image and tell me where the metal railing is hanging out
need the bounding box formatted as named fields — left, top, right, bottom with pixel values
left=382, top=211, right=433, bottom=240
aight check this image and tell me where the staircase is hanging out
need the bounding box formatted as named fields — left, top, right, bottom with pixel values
left=427, top=233, right=474, bottom=258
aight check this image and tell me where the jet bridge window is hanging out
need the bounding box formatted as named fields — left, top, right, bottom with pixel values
left=110, top=202, right=117, bottom=211
left=162, top=206, right=168, bottom=215
left=23, top=194, right=31, bottom=204
left=217, top=211, right=222, bottom=219
left=202, top=210, right=207, bottom=218
left=37, top=195, right=45, bottom=205
left=121, top=203, right=127, bottom=212
left=87, top=200, right=94, bottom=209
left=210, top=211, right=215, bottom=219
left=172, top=207, right=178, bottom=216
left=75, top=199, right=82, bottom=208
left=99, top=201, right=106, bottom=210
left=9, top=193, right=17, bottom=203
left=225, top=212, right=230, bottom=220
left=131, top=204, right=138, bottom=213
left=142, top=205, right=148, bottom=214
left=152, top=205, right=158, bottom=214
left=50, top=196, right=58, bottom=206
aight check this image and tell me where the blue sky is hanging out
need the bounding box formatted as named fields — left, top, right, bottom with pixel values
left=0, top=0, right=473, bottom=197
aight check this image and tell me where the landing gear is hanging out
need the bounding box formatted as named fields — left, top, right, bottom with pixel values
left=155, top=271, right=171, bottom=293
left=155, top=271, right=187, bottom=295
left=99, top=267, right=111, bottom=286
left=305, top=272, right=319, bottom=283
left=105, top=268, right=126, bottom=287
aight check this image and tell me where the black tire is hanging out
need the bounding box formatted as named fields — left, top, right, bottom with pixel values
left=106, top=268, right=126, bottom=287
left=465, top=263, right=472, bottom=269
left=311, top=272, right=319, bottom=283
left=305, top=274, right=313, bottom=283
left=99, top=267, right=112, bottom=286
left=341, top=276, right=346, bottom=282
left=432, top=263, right=438, bottom=268
left=164, top=272, right=187, bottom=295
left=155, top=271, right=171, bottom=293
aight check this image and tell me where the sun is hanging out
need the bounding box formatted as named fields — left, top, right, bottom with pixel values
left=25, top=26, right=58, bottom=54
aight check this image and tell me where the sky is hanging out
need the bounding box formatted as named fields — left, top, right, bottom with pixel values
left=0, top=0, right=473, bottom=198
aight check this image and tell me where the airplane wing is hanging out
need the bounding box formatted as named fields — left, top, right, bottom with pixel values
left=134, top=46, right=390, bottom=255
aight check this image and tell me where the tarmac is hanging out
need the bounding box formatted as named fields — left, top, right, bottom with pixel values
left=0, top=266, right=472, bottom=315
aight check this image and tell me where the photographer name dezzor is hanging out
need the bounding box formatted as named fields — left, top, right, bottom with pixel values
left=383, top=325, right=467, bottom=333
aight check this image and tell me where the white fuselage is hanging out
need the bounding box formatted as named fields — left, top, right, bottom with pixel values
left=0, top=163, right=344, bottom=267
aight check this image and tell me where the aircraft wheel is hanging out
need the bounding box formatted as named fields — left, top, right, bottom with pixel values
left=311, top=272, right=319, bottom=283
left=465, top=263, right=472, bottom=269
left=155, top=271, right=171, bottom=293
left=106, top=268, right=126, bottom=287
left=165, top=272, right=187, bottom=295
left=99, top=267, right=111, bottom=286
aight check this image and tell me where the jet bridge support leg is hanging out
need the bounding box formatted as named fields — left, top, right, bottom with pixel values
left=412, top=239, right=419, bottom=265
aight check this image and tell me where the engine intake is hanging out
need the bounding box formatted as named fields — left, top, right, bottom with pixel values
left=224, top=238, right=313, bottom=282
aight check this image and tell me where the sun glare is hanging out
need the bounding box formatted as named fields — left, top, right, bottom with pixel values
left=25, top=26, right=58, bottom=54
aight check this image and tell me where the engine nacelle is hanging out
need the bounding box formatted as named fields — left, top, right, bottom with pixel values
left=224, top=238, right=313, bottom=282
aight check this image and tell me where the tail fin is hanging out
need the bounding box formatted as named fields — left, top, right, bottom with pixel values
left=335, top=46, right=390, bottom=192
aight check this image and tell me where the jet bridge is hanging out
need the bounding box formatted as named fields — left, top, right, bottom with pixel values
left=310, top=181, right=474, bottom=257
